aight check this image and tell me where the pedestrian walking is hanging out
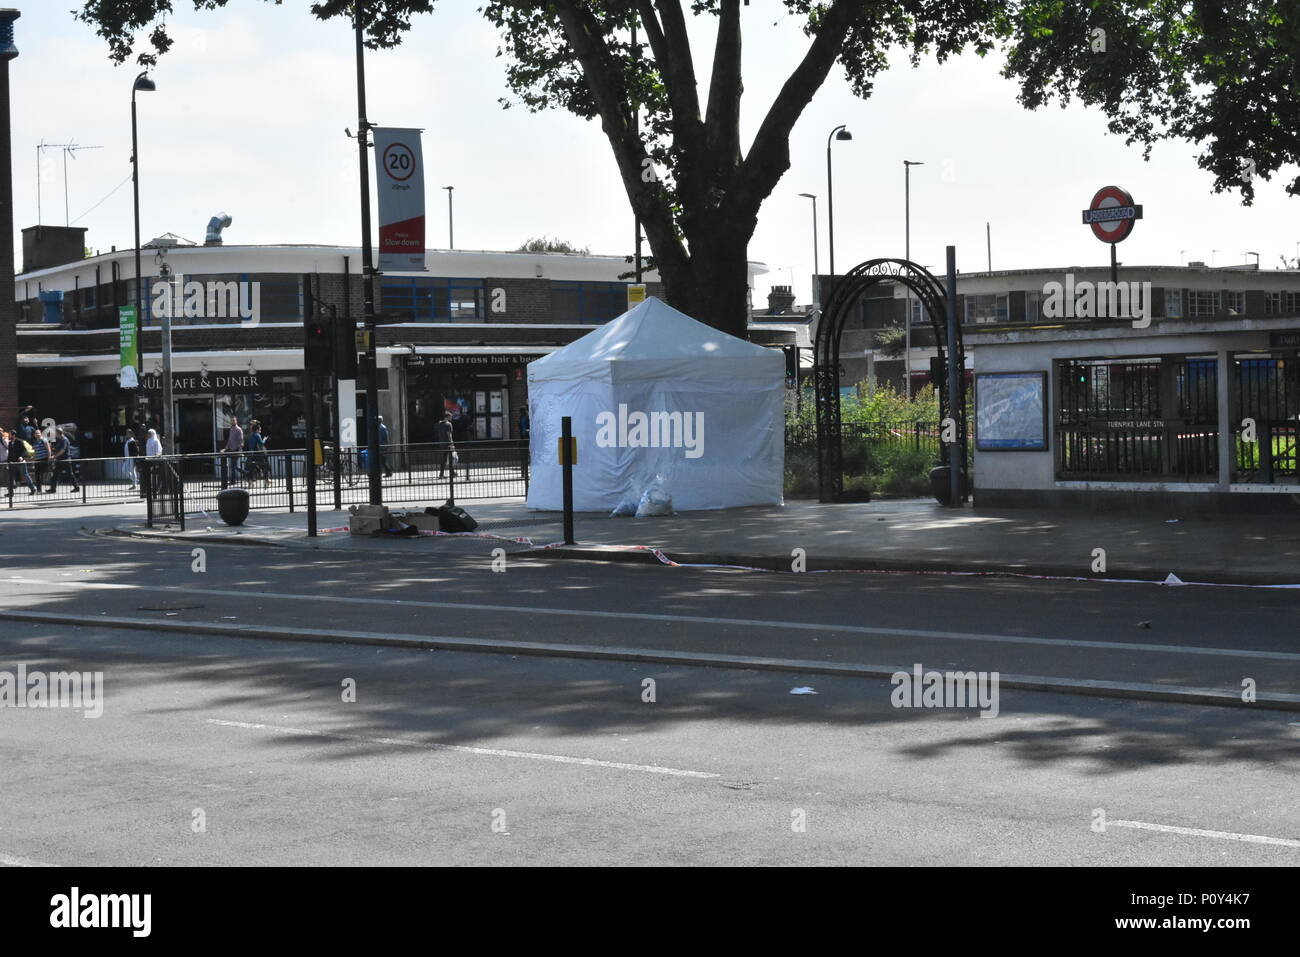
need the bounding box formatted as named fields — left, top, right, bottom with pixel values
left=435, top=412, right=456, bottom=478
left=145, top=429, right=162, bottom=457
left=123, top=431, right=140, bottom=489
left=245, top=421, right=271, bottom=487
left=4, top=429, right=37, bottom=494
left=28, top=427, right=50, bottom=489
left=46, top=428, right=80, bottom=494
left=224, top=418, right=244, bottom=484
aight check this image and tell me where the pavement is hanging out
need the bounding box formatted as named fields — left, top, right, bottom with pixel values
left=74, top=492, right=1300, bottom=586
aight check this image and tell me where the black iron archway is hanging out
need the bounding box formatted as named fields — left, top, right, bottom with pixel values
left=814, top=257, right=967, bottom=503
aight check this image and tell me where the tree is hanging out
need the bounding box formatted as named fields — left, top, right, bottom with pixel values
left=1004, top=1, right=1300, bottom=205
left=77, top=2, right=1300, bottom=337
left=516, top=236, right=591, bottom=255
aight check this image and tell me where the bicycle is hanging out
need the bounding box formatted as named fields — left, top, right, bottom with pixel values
left=316, top=444, right=361, bottom=487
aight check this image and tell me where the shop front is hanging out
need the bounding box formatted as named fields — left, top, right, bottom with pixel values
left=404, top=353, right=535, bottom=444
left=133, top=369, right=309, bottom=459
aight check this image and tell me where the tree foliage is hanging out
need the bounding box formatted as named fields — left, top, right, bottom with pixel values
left=77, top=1, right=1300, bottom=334
left=1005, top=1, right=1300, bottom=203
left=516, top=236, right=591, bottom=254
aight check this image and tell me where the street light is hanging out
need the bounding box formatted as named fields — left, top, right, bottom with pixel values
left=903, top=160, right=924, bottom=398
left=825, top=125, right=852, bottom=285
left=130, top=70, right=155, bottom=430
left=1245, top=251, right=1260, bottom=267
left=443, top=185, right=454, bottom=249
left=797, top=192, right=818, bottom=314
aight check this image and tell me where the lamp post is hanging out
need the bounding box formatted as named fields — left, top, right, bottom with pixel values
left=798, top=192, right=818, bottom=314
left=0, top=11, right=19, bottom=431
left=131, top=70, right=155, bottom=398
left=443, top=185, right=454, bottom=249
left=903, top=160, right=923, bottom=398
left=825, top=125, right=851, bottom=285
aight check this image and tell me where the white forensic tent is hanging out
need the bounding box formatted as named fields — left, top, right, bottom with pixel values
left=526, top=297, right=785, bottom=512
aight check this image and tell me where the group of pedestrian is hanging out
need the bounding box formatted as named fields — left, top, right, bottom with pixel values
left=1, top=406, right=85, bottom=496
left=222, top=418, right=271, bottom=487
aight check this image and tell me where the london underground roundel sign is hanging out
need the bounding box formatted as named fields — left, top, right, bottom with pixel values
left=1081, top=185, right=1143, bottom=243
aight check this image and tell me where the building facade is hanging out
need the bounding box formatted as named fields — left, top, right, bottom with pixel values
left=12, top=235, right=770, bottom=459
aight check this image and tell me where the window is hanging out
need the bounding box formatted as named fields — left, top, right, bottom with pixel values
left=963, top=293, right=1009, bottom=324
left=552, top=281, right=628, bottom=322
left=1188, top=289, right=1220, bottom=317
left=1226, top=291, right=1246, bottom=315
left=1265, top=291, right=1300, bottom=315
left=1025, top=291, right=1042, bottom=323
left=1164, top=288, right=1183, bottom=318
left=907, top=296, right=927, bottom=327
left=380, top=277, right=485, bottom=321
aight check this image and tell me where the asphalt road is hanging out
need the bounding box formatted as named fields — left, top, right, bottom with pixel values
left=0, top=508, right=1297, bottom=866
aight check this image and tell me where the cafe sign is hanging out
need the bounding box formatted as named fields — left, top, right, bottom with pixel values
left=140, top=371, right=267, bottom=393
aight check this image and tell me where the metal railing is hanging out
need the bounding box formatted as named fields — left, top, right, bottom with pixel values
left=1056, top=425, right=1219, bottom=479
left=4, top=440, right=531, bottom=513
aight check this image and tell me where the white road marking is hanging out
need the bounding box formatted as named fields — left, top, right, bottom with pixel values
left=205, top=718, right=719, bottom=779
left=1109, top=819, right=1300, bottom=848
left=8, top=577, right=1300, bottom=662
left=0, top=852, right=56, bottom=867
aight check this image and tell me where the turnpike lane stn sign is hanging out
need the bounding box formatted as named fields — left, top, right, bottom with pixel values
left=1081, top=185, right=1143, bottom=244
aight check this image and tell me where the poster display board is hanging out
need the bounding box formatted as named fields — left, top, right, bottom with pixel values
left=975, top=371, right=1048, bottom=451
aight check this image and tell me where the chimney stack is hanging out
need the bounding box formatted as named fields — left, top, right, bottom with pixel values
left=767, top=284, right=795, bottom=315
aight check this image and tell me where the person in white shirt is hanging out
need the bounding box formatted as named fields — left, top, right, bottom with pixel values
left=145, top=429, right=163, bottom=456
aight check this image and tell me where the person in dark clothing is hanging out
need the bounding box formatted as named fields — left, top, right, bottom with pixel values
left=518, top=407, right=530, bottom=439
left=434, top=412, right=456, bottom=478
left=245, top=421, right=271, bottom=487
left=46, top=428, right=80, bottom=493
left=4, top=429, right=37, bottom=494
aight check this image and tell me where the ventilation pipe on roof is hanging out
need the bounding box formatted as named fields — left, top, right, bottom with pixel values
left=204, top=212, right=232, bottom=246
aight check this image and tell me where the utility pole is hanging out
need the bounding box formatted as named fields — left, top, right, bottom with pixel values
left=354, top=3, right=382, bottom=506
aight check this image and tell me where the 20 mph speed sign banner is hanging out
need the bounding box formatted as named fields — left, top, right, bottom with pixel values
left=374, top=126, right=427, bottom=271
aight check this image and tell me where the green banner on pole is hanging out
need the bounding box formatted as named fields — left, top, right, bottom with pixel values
left=119, top=305, right=139, bottom=388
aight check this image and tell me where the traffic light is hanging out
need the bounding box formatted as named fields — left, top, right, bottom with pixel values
left=305, top=315, right=333, bottom=376
left=783, top=345, right=799, bottom=388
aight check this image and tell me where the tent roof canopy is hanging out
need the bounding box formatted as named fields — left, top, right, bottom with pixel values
left=529, top=297, right=777, bottom=380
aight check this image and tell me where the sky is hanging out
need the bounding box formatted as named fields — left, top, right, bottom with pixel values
left=10, top=1, right=1299, bottom=307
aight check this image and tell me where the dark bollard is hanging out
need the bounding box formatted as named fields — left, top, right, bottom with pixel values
left=217, top=487, right=250, bottom=526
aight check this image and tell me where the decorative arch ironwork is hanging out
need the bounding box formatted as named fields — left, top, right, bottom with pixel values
left=813, top=258, right=967, bottom=503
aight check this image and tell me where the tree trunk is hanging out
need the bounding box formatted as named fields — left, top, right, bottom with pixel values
left=658, top=234, right=752, bottom=340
